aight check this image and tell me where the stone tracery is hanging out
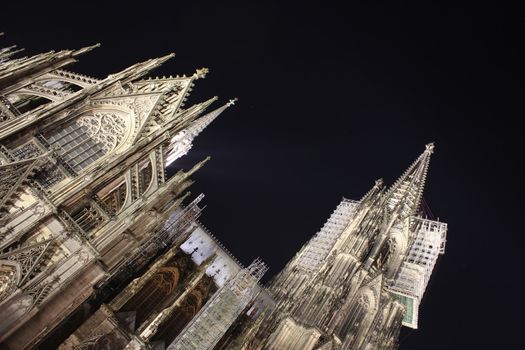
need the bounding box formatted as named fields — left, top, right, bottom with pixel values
left=77, top=113, right=127, bottom=152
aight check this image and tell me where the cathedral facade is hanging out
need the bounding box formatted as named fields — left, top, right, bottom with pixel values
left=0, top=39, right=446, bottom=350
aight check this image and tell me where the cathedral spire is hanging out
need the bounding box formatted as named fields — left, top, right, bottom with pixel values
left=383, top=143, right=434, bottom=219
left=72, top=43, right=101, bottom=57
left=185, top=98, right=237, bottom=139
left=109, top=53, right=176, bottom=83
left=165, top=99, right=237, bottom=166
left=359, top=178, right=385, bottom=204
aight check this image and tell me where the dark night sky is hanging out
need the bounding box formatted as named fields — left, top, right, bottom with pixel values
left=3, top=1, right=523, bottom=348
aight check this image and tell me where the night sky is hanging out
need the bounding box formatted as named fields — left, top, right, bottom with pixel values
left=3, top=1, right=522, bottom=348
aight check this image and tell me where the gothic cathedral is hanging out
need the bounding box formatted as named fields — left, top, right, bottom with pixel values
left=0, top=39, right=446, bottom=350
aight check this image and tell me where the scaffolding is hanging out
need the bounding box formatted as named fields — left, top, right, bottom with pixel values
left=389, top=218, right=447, bottom=328
left=167, top=258, right=268, bottom=350
left=295, top=198, right=359, bottom=272
left=97, top=194, right=205, bottom=294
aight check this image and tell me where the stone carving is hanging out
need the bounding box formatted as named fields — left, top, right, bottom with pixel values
left=77, top=113, right=127, bottom=152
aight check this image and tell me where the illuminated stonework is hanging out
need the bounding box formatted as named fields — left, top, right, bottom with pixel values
left=0, top=41, right=251, bottom=350
left=0, top=39, right=446, bottom=350
left=230, top=145, right=448, bottom=350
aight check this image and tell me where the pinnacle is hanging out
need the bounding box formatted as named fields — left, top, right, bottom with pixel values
left=152, top=53, right=176, bottom=66
left=160, top=52, right=176, bottom=60
left=73, top=43, right=101, bottom=56
left=200, top=96, right=218, bottom=109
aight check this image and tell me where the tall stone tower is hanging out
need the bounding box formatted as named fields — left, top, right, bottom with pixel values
left=0, top=40, right=251, bottom=349
left=0, top=37, right=447, bottom=350
left=237, top=144, right=447, bottom=350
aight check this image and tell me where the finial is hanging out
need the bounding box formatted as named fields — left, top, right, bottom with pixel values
left=374, top=178, right=384, bottom=189
left=227, top=97, right=238, bottom=107
left=193, top=67, right=209, bottom=79
left=425, top=142, right=435, bottom=154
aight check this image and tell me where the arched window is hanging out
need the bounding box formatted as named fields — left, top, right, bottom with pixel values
left=373, top=237, right=397, bottom=273
left=99, top=179, right=127, bottom=214
left=45, top=112, right=128, bottom=172
left=46, top=122, right=106, bottom=172
left=120, top=266, right=181, bottom=327
left=138, top=160, right=153, bottom=196
left=151, top=276, right=213, bottom=346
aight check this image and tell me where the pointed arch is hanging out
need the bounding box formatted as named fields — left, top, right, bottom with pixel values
left=151, top=276, right=214, bottom=346
left=43, top=107, right=135, bottom=173
left=38, top=69, right=100, bottom=89
left=138, top=158, right=153, bottom=196
left=119, top=266, right=181, bottom=328
left=76, top=112, right=128, bottom=152
left=34, top=77, right=85, bottom=92
left=373, top=237, right=397, bottom=273
left=383, top=225, right=409, bottom=280
left=98, top=176, right=127, bottom=214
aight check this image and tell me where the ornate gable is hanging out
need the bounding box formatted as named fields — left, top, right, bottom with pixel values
left=88, top=70, right=207, bottom=148
left=90, top=93, right=163, bottom=150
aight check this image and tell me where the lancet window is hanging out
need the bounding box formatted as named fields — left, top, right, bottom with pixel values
left=120, top=266, right=182, bottom=327
left=46, top=123, right=105, bottom=172
left=138, top=160, right=153, bottom=196
left=45, top=112, right=128, bottom=173
left=151, top=276, right=214, bottom=346
left=374, top=238, right=397, bottom=273
left=100, top=180, right=127, bottom=214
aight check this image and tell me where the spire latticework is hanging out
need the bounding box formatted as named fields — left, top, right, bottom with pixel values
left=383, top=143, right=434, bottom=219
